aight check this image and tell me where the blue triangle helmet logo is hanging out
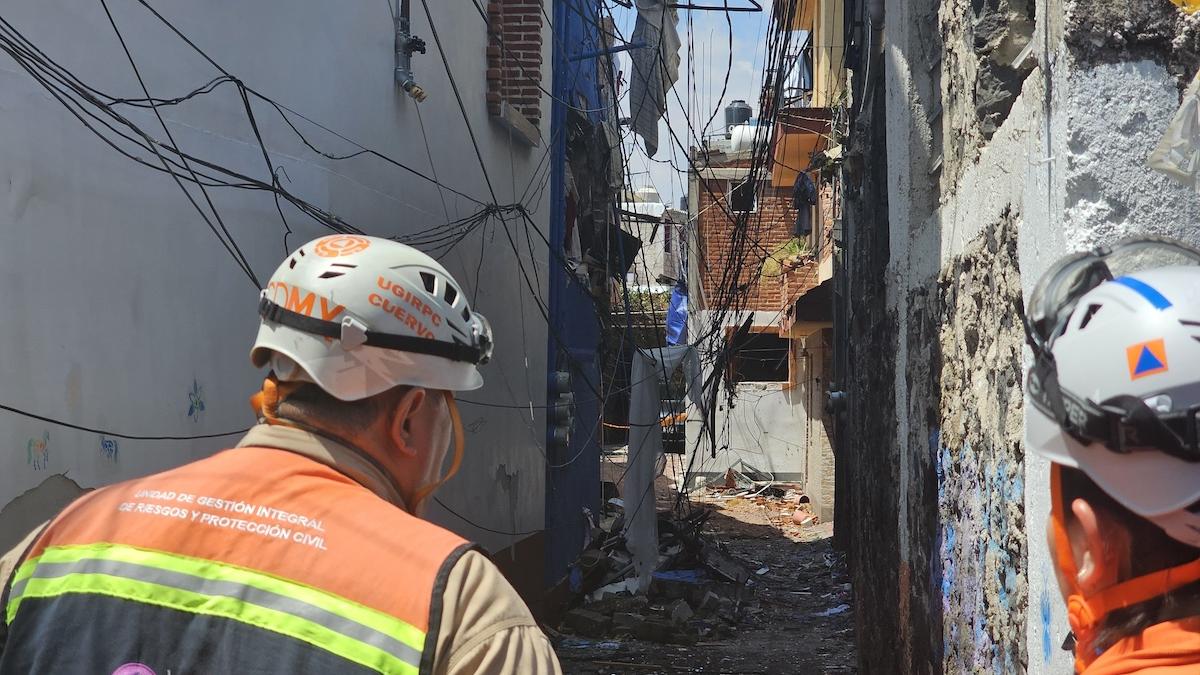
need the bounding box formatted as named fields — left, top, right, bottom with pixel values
left=1135, top=346, right=1165, bottom=375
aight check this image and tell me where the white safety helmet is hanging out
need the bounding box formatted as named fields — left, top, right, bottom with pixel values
left=251, top=234, right=493, bottom=400
left=1025, top=237, right=1200, bottom=544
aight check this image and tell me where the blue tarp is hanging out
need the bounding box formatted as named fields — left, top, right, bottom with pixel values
left=666, top=285, right=687, bottom=345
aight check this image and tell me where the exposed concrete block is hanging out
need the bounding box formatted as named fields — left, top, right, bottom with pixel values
left=936, top=214, right=1027, bottom=673
left=0, top=474, right=87, bottom=554
left=563, top=608, right=612, bottom=637
left=668, top=598, right=695, bottom=624
left=1067, top=0, right=1200, bottom=79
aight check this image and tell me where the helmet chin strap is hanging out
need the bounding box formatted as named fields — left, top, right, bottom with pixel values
left=1051, top=464, right=1200, bottom=672
left=410, top=391, right=465, bottom=510
left=250, top=375, right=305, bottom=426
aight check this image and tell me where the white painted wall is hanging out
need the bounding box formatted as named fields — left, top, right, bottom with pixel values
left=682, top=309, right=810, bottom=483
left=0, top=0, right=552, bottom=553
left=1021, top=54, right=1200, bottom=674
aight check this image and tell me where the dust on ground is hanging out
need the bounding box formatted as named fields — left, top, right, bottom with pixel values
left=553, top=454, right=857, bottom=674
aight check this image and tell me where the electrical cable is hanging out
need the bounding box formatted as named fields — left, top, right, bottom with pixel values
left=0, top=403, right=250, bottom=441
left=433, top=496, right=542, bottom=537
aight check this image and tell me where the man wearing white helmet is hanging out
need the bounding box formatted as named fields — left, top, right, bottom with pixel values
left=0, top=235, right=562, bottom=674
left=1026, top=237, right=1200, bottom=673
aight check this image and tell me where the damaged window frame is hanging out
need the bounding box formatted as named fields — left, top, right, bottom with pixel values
left=727, top=327, right=791, bottom=384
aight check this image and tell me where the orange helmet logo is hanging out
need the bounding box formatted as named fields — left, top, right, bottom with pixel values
left=1126, top=338, right=1169, bottom=380
left=314, top=235, right=371, bottom=258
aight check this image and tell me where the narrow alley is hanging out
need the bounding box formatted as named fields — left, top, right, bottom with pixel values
left=3, top=0, right=1200, bottom=673
left=553, top=455, right=856, bottom=674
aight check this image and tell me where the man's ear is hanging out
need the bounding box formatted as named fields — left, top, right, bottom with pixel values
left=387, top=387, right=427, bottom=458
left=1072, top=498, right=1121, bottom=594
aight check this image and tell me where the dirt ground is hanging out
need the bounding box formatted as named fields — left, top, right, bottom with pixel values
left=553, top=455, right=857, bottom=674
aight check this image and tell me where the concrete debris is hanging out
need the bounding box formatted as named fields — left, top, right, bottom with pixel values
left=563, top=608, right=612, bottom=637
left=612, top=612, right=646, bottom=632
left=556, top=637, right=622, bottom=652
left=701, top=542, right=750, bottom=584
left=588, top=578, right=638, bottom=603
left=556, top=460, right=854, bottom=672
left=667, top=598, right=695, bottom=624
left=557, top=492, right=754, bottom=646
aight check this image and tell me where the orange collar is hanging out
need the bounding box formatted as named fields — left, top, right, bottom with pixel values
left=1083, top=617, right=1200, bottom=674
left=1051, top=465, right=1200, bottom=672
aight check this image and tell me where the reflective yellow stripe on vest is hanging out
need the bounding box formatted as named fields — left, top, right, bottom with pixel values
left=7, top=543, right=425, bottom=675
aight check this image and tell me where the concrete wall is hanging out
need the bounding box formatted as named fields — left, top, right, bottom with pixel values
left=800, top=331, right=835, bottom=522
left=682, top=311, right=823, bottom=487
left=844, top=0, right=1200, bottom=672
left=623, top=218, right=669, bottom=285
left=0, top=0, right=552, bottom=556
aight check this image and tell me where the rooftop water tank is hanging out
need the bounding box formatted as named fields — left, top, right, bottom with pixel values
left=729, top=120, right=770, bottom=153
left=630, top=186, right=663, bottom=204
left=725, top=100, right=752, bottom=137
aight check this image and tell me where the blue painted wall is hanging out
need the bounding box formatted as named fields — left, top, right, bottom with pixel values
left=544, top=0, right=607, bottom=587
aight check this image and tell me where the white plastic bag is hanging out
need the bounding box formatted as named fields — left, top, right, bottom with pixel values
left=1148, top=71, right=1200, bottom=190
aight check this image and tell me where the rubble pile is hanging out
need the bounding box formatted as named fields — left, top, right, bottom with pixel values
left=556, top=476, right=822, bottom=646
left=706, top=469, right=821, bottom=531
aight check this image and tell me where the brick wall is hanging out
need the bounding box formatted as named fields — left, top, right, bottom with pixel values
left=696, top=173, right=819, bottom=314
left=818, top=181, right=838, bottom=267
left=485, top=0, right=543, bottom=128
left=781, top=261, right=819, bottom=309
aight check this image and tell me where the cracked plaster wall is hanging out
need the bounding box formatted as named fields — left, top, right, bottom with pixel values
left=0, top=475, right=87, bottom=554
left=935, top=217, right=1026, bottom=674
left=866, top=0, right=1200, bottom=673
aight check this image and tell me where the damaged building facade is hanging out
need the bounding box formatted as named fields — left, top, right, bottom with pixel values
left=682, top=0, right=843, bottom=522
left=836, top=0, right=1200, bottom=672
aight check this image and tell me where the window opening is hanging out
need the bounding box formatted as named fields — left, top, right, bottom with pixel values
left=730, top=330, right=789, bottom=383
left=729, top=178, right=757, bottom=213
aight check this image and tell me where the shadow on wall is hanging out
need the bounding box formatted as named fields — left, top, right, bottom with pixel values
left=900, top=281, right=945, bottom=675
left=0, top=474, right=88, bottom=553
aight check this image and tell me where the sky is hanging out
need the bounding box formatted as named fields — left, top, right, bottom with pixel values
left=606, top=4, right=771, bottom=208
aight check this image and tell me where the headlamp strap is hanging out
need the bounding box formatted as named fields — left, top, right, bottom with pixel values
left=1030, top=359, right=1200, bottom=460
left=259, top=296, right=483, bottom=365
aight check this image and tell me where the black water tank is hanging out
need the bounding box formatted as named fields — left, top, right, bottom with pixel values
left=725, top=100, right=752, bottom=135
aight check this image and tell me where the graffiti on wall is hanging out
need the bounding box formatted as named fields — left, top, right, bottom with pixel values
left=938, top=437, right=1026, bottom=672
left=936, top=216, right=1028, bottom=673
left=1040, top=583, right=1054, bottom=663
left=100, top=434, right=119, bottom=463
left=27, top=430, right=49, bottom=470
left=187, top=379, right=206, bottom=422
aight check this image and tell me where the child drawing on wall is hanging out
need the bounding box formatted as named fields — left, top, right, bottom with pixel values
left=27, top=431, right=49, bottom=470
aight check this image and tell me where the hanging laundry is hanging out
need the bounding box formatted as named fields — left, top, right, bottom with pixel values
left=629, top=0, right=681, bottom=157
left=792, top=170, right=818, bottom=237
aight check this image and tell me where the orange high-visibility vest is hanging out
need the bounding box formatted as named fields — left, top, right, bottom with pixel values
left=0, top=446, right=471, bottom=675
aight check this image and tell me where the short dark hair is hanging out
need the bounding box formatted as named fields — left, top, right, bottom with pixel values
left=276, top=382, right=410, bottom=435
left=1059, top=466, right=1200, bottom=649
